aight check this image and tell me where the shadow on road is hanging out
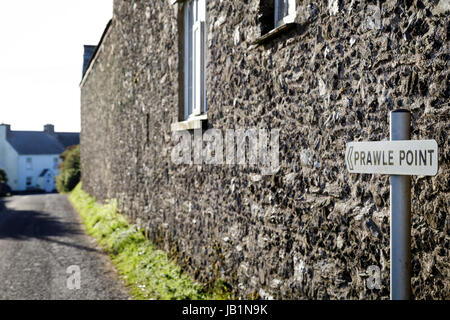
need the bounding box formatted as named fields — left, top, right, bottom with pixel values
left=12, top=190, right=58, bottom=196
left=0, top=197, right=98, bottom=253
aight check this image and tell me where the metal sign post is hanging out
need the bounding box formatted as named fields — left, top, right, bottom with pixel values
left=390, top=109, right=411, bottom=300
left=345, top=109, right=439, bottom=300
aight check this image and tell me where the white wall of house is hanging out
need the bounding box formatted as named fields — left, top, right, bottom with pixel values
left=1, top=144, right=19, bottom=190
left=1, top=124, right=65, bottom=192
left=0, top=126, right=19, bottom=190
left=18, top=154, right=60, bottom=191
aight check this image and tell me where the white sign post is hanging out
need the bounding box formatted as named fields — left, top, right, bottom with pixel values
left=345, top=110, right=439, bottom=300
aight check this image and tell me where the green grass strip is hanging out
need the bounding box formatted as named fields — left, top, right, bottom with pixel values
left=68, top=182, right=233, bottom=300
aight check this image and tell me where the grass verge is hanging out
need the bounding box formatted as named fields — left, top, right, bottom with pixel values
left=68, top=182, right=233, bottom=300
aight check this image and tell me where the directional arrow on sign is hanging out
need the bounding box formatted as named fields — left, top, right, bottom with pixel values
left=347, top=146, right=353, bottom=171
left=345, top=140, right=438, bottom=176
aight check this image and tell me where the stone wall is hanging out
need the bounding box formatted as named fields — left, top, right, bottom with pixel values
left=80, top=0, right=449, bottom=299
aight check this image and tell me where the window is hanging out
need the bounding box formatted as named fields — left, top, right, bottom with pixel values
left=274, top=0, right=296, bottom=28
left=53, top=157, right=59, bottom=169
left=256, top=0, right=297, bottom=42
left=184, top=0, right=207, bottom=120
left=26, top=177, right=32, bottom=187
left=26, top=157, right=32, bottom=170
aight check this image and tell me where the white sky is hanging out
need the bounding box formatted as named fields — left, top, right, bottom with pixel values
left=0, top=0, right=113, bottom=133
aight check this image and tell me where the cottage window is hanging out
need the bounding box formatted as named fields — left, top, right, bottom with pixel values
left=274, top=0, right=296, bottom=28
left=184, top=0, right=207, bottom=119
left=26, top=177, right=32, bottom=187
left=26, top=157, right=32, bottom=170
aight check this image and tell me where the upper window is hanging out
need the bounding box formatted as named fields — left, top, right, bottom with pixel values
left=184, top=0, right=207, bottom=120
left=257, top=0, right=297, bottom=39
left=274, top=0, right=296, bottom=28
left=26, top=157, right=32, bottom=170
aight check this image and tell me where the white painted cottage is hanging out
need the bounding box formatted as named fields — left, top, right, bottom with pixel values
left=0, top=124, right=79, bottom=192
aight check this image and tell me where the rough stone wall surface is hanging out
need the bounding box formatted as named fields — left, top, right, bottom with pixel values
left=80, top=0, right=449, bottom=299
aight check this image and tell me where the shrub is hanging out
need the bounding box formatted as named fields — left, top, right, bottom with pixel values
left=0, top=168, right=11, bottom=197
left=0, top=168, right=7, bottom=184
left=56, top=145, right=80, bottom=193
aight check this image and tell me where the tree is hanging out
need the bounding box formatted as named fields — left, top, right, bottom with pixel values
left=56, top=145, right=80, bottom=193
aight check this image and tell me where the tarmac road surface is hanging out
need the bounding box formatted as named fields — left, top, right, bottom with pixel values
left=0, top=193, right=130, bottom=300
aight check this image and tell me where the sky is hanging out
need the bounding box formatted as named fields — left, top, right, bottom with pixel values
left=0, top=0, right=113, bottom=133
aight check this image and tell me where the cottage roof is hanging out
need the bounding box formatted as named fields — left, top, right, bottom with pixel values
left=7, top=131, right=79, bottom=155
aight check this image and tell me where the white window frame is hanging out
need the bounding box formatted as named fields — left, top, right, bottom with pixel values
left=184, top=0, right=207, bottom=120
left=274, top=0, right=296, bottom=28
left=26, top=157, right=32, bottom=170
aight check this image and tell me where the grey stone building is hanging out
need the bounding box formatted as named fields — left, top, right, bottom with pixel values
left=80, top=0, right=449, bottom=299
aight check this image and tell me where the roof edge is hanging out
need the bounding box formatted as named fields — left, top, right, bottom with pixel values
left=80, top=19, right=113, bottom=88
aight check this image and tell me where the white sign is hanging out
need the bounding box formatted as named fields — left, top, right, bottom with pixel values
left=346, top=140, right=438, bottom=176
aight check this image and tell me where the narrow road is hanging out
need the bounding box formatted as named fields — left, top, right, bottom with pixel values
left=0, top=194, right=130, bottom=300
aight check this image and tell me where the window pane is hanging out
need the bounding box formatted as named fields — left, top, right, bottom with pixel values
left=282, top=0, right=288, bottom=18
left=26, top=157, right=32, bottom=169
left=194, top=0, right=198, bottom=22
left=275, top=0, right=293, bottom=26
left=185, top=0, right=206, bottom=119
left=185, top=1, right=193, bottom=118
left=193, top=22, right=200, bottom=115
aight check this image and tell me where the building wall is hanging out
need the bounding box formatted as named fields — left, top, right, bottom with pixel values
left=0, top=129, right=19, bottom=190
left=80, top=0, right=449, bottom=299
left=17, top=155, right=59, bottom=191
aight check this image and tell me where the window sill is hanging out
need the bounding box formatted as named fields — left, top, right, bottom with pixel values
left=171, top=114, right=208, bottom=132
left=252, top=20, right=296, bottom=46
